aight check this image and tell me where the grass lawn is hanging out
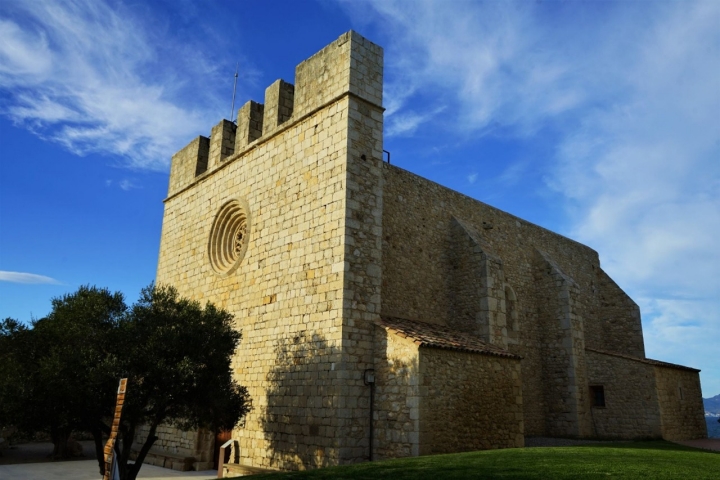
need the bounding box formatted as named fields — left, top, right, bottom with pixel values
left=242, top=441, right=719, bottom=479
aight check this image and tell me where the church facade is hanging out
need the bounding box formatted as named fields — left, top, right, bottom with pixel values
left=149, top=31, right=706, bottom=472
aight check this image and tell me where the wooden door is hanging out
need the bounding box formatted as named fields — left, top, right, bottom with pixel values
left=213, top=430, right=232, bottom=470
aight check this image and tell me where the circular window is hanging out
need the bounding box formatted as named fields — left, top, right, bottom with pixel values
left=208, top=198, right=251, bottom=275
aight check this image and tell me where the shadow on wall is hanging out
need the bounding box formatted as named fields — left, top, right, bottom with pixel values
left=261, top=331, right=341, bottom=471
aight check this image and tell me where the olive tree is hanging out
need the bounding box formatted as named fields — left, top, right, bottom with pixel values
left=0, top=284, right=250, bottom=480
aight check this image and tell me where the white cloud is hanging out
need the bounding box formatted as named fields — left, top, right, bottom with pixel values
left=552, top=2, right=720, bottom=393
left=0, top=0, right=231, bottom=170
left=118, top=179, right=139, bottom=191
left=351, top=0, right=595, bottom=135
left=105, top=178, right=140, bottom=190
left=0, top=18, right=52, bottom=78
left=386, top=106, right=446, bottom=137
left=467, top=173, right=478, bottom=184
left=497, top=160, right=529, bottom=187
left=0, top=271, right=61, bottom=285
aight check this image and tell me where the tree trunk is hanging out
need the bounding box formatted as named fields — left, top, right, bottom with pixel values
left=90, top=425, right=105, bottom=476
left=122, top=418, right=159, bottom=480
left=49, top=426, right=71, bottom=459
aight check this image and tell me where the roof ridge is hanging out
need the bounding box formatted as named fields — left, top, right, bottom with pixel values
left=378, top=315, right=521, bottom=359
left=586, top=347, right=700, bottom=372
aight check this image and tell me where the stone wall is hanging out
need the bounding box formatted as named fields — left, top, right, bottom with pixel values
left=380, top=165, right=604, bottom=436
left=534, top=250, right=591, bottom=437
left=372, top=328, right=420, bottom=460
left=448, top=218, right=509, bottom=348
left=133, top=425, right=214, bottom=467
left=168, top=136, right=209, bottom=197
left=585, top=350, right=662, bottom=439
left=336, top=55, right=385, bottom=463
left=655, top=365, right=707, bottom=440
left=595, top=269, right=644, bottom=358
left=161, top=95, right=349, bottom=469
left=418, top=348, right=523, bottom=453
left=372, top=327, right=523, bottom=458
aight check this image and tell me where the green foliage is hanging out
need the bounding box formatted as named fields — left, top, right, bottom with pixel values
left=246, top=441, right=720, bottom=480
left=116, top=284, right=250, bottom=480
left=0, top=284, right=249, bottom=480
left=0, top=286, right=125, bottom=458
left=0, top=318, right=30, bottom=434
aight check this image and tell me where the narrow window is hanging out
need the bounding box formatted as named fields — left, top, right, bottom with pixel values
left=679, top=386, right=684, bottom=400
left=590, top=385, right=605, bottom=407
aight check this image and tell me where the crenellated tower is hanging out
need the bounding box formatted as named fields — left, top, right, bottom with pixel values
left=155, top=31, right=385, bottom=471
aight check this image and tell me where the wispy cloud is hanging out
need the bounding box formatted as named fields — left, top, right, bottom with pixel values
left=551, top=2, right=720, bottom=394
left=386, top=105, right=446, bottom=137
left=0, top=271, right=61, bottom=285
left=106, top=178, right=140, bottom=191
left=118, top=179, right=138, bottom=191
left=349, top=0, right=594, bottom=135
left=0, top=0, right=236, bottom=170
left=497, top=160, right=529, bottom=187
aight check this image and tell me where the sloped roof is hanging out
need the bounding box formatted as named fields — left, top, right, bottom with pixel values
left=586, top=347, right=700, bottom=372
left=377, top=316, right=521, bottom=359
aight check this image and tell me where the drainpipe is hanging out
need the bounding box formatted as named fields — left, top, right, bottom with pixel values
left=364, top=369, right=376, bottom=461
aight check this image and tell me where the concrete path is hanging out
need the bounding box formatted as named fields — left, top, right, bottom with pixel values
left=0, top=442, right=216, bottom=480
left=0, top=460, right=216, bottom=480
left=673, top=438, right=720, bottom=452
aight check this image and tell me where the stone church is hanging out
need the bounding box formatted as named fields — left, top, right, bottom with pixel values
left=145, top=31, right=707, bottom=473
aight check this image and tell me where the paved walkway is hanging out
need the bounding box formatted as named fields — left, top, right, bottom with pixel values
left=673, top=438, right=720, bottom=452
left=526, top=436, right=720, bottom=452
left=0, top=442, right=216, bottom=480
left=0, top=460, right=216, bottom=480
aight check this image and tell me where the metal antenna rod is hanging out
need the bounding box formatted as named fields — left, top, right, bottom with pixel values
left=230, top=62, right=239, bottom=121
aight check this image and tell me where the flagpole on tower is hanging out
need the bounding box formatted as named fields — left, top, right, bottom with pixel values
left=230, top=62, right=239, bottom=122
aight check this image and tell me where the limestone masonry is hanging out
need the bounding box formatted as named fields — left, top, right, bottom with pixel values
left=147, top=31, right=707, bottom=473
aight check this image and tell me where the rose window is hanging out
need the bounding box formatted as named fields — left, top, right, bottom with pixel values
left=208, top=199, right=250, bottom=275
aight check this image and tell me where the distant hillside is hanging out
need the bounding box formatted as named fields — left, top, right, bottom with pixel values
left=704, top=394, right=720, bottom=415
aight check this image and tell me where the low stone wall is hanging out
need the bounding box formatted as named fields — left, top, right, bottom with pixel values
left=585, top=350, right=662, bottom=439
left=418, top=348, right=523, bottom=453
left=655, top=366, right=707, bottom=440
left=133, top=424, right=214, bottom=469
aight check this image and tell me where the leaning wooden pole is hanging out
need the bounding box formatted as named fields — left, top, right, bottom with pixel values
left=103, top=378, right=128, bottom=480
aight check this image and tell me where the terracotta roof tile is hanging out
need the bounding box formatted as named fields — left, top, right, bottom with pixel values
left=586, top=347, right=700, bottom=372
left=378, top=316, right=521, bottom=359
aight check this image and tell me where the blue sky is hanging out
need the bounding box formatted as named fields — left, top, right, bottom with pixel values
left=0, top=0, right=718, bottom=398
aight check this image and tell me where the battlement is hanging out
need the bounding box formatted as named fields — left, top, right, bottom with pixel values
left=167, top=31, right=383, bottom=197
